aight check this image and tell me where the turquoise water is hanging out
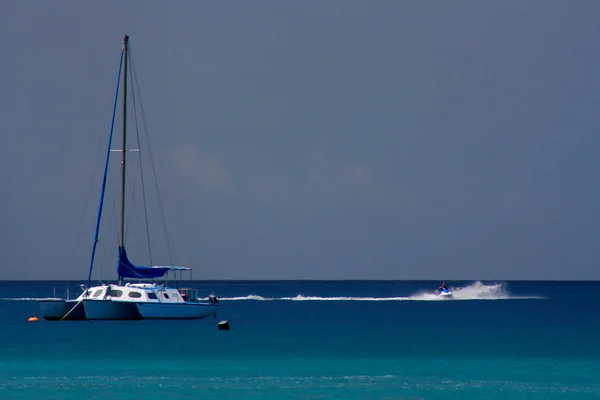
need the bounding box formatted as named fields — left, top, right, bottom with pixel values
left=1, top=281, right=599, bottom=399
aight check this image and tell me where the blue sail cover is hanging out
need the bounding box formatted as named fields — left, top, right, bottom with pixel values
left=117, top=247, right=170, bottom=279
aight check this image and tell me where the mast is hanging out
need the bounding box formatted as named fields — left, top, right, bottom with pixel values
left=118, top=34, right=129, bottom=285
left=120, top=34, right=129, bottom=250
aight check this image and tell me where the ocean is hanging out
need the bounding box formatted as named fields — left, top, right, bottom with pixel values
left=0, top=280, right=599, bottom=399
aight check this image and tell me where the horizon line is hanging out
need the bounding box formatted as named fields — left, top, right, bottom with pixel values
left=1, top=278, right=598, bottom=282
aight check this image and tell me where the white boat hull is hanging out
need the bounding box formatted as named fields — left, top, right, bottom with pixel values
left=83, top=299, right=141, bottom=320
left=136, top=302, right=219, bottom=319
left=39, top=299, right=86, bottom=321
left=42, top=284, right=219, bottom=321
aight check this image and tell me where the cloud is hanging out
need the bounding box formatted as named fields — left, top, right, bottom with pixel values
left=168, top=144, right=226, bottom=188
left=301, top=149, right=394, bottom=207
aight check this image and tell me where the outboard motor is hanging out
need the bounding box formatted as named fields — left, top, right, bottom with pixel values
left=208, top=294, right=218, bottom=305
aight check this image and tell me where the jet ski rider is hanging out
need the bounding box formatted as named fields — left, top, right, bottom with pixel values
left=438, top=282, right=448, bottom=293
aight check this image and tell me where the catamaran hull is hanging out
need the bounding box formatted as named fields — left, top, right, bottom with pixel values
left=136, top=302, right=219, bottom=319
left=39, top=299, right=86, bottom=321
left=83, top=300, right=142, bottom=320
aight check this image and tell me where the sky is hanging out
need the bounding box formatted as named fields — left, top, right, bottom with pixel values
left=1, top=1, right=600, bottom=280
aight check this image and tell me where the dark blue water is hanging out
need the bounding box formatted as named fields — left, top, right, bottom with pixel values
left=1, top=280, right=599, bottom=399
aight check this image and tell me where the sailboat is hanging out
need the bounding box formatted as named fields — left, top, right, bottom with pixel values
left=39, top=34, right=219, bottom=321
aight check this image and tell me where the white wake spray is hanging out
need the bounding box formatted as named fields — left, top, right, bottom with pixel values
left=0, top=297, right=65, bottom=301
left=408, top=281, right=523, bottom=301
left=215, top=282, right=543, bottom=301
left=1, top=282, right=543, bottom=302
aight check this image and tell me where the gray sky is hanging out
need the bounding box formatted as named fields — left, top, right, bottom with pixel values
left=2, top=1, right=600, bottom=280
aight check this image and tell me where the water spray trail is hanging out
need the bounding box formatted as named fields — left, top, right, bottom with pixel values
left=214, top=282, right=544, bottom=301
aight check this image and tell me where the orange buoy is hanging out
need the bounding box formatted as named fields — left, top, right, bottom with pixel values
left=28, top=315, right=39, bottom=322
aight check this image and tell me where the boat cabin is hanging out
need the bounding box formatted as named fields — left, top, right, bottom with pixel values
left=81, top=283, right=191, bottom=304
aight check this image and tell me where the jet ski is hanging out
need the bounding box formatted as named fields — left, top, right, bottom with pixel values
left=437, top=287, right=453, bottom=298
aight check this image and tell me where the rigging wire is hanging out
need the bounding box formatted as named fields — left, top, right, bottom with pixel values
left=74, top=50, right=124, bottom=283
left=129, top=46, right=175, bottom=270
left=128, top=49, right=154, bottom=267
left=86, top=50, right=125, bottom=289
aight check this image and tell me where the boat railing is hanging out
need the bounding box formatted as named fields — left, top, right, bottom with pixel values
left=177, top=287, right=199, bottom=302
left=50, top=283, right=88, bottom=300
